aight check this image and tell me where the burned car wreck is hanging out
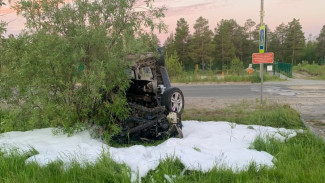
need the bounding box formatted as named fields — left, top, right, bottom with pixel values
left=113, top=53, right=184, bottom=141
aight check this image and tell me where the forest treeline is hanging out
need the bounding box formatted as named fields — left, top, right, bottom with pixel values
left=164, top=17, right=325, bottom=70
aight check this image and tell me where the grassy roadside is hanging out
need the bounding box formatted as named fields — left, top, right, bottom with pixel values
left=170, top=72, right=283, bottom=83
left=183, top=102, right=304, bottom=129
left=294, top=62, right=325, bottom=80
left=1, top=102, right=325, bottom=183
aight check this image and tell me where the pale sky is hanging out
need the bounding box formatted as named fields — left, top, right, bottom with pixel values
left=1, top=0, right=325, bottom=43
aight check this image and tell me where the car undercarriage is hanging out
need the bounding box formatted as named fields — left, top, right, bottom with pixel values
left=112, top=53, right=184, bottom=142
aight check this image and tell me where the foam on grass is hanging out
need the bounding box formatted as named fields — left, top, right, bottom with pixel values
left=0, top=121, right=299, bottom=180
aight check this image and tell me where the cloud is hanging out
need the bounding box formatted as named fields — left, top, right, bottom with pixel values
left=156, top=0, right=228, bottom=16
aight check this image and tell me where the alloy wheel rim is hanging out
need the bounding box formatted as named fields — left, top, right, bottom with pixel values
left=171, top=92, right=183, bottom=113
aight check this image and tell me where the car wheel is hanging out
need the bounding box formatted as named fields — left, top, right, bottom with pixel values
left=162, top=87, right=184, bottom=114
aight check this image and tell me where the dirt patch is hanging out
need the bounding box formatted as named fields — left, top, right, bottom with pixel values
left=289, top=85, right=325, bottom=90
left=309, top=120, right=325, bottom=126
left=292, top=72, right=314, bottom=79
left=305, top=120, right=325, bottom=137
left=293, top=72, right=317, bottom=80
left=184, top=97, right=255, bottom=110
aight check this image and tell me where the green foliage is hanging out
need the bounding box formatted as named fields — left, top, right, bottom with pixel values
left=229, top=57, right=244, bottom=75
left=164, top=18, right=191, bottom=68
left=285, top=18, right=306, bottom=65
left=170, top=69, right=282, bottom=83
left=0, top=0, right=7, bottom=52
left=317, top=25, right=325, bottom=60
left=294, top=62, right=325, bottom=79
left=214, top=19, right=236, bottom=67
left=301, top=40, right=318, bottom=63
left=188, top=16, right=214, bottom=69
left=0, top=21, right=6, bottom=39
left=174, top=18, right=190, bottom=65
left=166, top=51, right=184, bottom=78
left=0, top=0, right=166, bottom=139
left=268, top=23, right=288, bottom=62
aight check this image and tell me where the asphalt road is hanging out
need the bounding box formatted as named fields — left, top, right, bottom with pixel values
left=174, top=79, right=325, bottom=139
left=177, top=83, right=295, bottom=98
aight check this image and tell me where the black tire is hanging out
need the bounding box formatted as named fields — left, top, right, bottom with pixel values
left=157, top=54, right=165, bottom=66
left=161, top=87, right=184, bottom=114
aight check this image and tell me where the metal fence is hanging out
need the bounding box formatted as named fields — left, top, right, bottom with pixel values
left=273, top=61, right=292, bottom=78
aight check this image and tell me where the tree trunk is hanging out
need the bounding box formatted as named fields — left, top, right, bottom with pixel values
left=201, top=38, right=204, bottom=70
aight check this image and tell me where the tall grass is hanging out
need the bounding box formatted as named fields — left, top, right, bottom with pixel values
left=294, top=62, right=325, bottom=79
left=170, top=70, right=283, bottom=83
left=183, top=102, right=304, bottom=129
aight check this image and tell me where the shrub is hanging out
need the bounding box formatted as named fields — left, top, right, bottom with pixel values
left=166, top=51, right=184, bottom=78
left=0, top=0, right=166, bottom=140
left=229, top=57, right=244, bottom=75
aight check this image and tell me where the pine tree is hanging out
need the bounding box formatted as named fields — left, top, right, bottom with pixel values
left=268, top=23, right=288, bottom=61
left=166, top=51, right=184, bottom=78
left=244, top=19, right=256, bottom=41
left=302, top=40, right=318, bottom=63
left=285, top=19, right=305, bottom=65
left=317, top=25, right=325, bottom=61
left=174, top=18, right=190, bottom=66
left=213, top=19, right=236, bottom=68
left=164, top=33, right=176, bottom=57
left=188, top=16, right=213, bottom=70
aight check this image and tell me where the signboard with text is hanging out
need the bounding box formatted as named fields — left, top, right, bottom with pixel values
left=252, top=52, right=274, bottom=64
left=259, top=25, right=267, bottom=53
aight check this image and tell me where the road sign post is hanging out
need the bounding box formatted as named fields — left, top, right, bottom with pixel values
left=253, top=53, right=274, bottom=64
left=252, top=52, right=274, bottom=104
left=259, top=25, right=266, bottom=53
left=259, top=0, right=265, bottom=104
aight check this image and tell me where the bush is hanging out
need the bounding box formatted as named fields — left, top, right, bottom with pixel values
left=229, top=57, right=244, bottom=75
left=166, top=51, right=184, bottom=78
left=0, top=0, right=166, bottom=140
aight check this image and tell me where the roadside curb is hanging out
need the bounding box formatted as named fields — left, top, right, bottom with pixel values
left=300, top=117, right=325, bottom=142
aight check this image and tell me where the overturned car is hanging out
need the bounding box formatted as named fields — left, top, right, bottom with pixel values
left=113, top=52, right=184, bottom=141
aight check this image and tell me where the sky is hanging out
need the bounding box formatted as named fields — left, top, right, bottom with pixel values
left=1, top=0, right=325, bottom=43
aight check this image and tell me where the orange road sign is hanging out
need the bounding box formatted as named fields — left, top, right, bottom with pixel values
left=252, top=52, right=274, bottom=64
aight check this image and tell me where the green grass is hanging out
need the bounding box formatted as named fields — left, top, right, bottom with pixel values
left=2, top=132, right=324, bottom=183
left=141, top=132, right=325, bottom=183
left=1, top=102, right=325, bottom=183
left=294, top=62, right=325, bottom=80
left=183, top=102, right=304, bottom=129
left=0, top=150, right=132, bottom=183
left=170, top=71, right=283, bottom=83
